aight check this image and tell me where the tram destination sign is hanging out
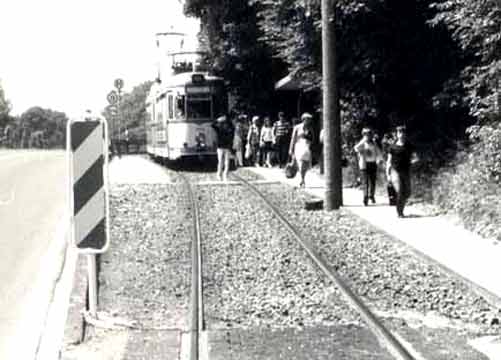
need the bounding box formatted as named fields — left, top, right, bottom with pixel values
left=186, top=86, right=211, bottom=94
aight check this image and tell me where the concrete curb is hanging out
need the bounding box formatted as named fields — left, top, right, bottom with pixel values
left=62, top=254, right=88, bottom=347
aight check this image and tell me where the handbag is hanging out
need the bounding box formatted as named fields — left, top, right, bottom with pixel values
left=244, top=143, right=252, bottom=159
left=284, top=159, right=298, bottom=179
left=387, top=181, right=397, bottom=206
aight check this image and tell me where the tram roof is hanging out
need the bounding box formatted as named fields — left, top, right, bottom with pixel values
left=146, top=72, right=223, bottom=104
left=162, top=72, right=222, bottom=87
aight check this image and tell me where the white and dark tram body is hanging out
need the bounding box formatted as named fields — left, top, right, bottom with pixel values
left=146, top=72, right=227, bottom=160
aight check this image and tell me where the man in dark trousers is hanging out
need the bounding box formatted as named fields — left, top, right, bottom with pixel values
left=386, top=125, right=419, bottom=217
left=211, top=115, right=235, bottom=181
left=272, top=111, right=292, bottom=168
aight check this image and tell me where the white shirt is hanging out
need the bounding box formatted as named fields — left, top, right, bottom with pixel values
left=354, top=138, right=383, bottom=169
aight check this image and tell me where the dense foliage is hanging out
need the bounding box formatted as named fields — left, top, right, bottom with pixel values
left=1, top=106, right=67, bottom=149
left=430, top=0, right=501, bottom=124
left=425, top=0, right=501, bottom=240
left=102, top=81, right=153, bottom=144
left=0, top=81, right=11, bottom=130
left=184, top=1, right=501, bottom=240
left=186, top=0, right=475, bottom=158
left=185, top=0, right=281, bottom=114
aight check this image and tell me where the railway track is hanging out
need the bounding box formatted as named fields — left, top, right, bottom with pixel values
left=178, top=169, right=420, bottom=359
left=65, top=156, right=498, bottom=359
left=177, top=172, right=204, bottom=360
left=230, top=173, right=418, bottom=360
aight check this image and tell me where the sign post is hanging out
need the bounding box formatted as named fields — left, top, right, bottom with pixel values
left=67, top=115, right=110, bottom=317
left=113, top=79, right=124, bottom=149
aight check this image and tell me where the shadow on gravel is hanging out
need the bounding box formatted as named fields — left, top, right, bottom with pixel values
left=155, top=156, right=219, bottom=173
left=401, top=213, right=432, bottom=219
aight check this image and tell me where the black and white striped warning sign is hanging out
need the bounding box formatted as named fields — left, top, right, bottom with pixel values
left=67, top=118, right=109, bottom=253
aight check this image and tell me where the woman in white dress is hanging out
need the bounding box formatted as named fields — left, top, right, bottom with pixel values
left=289, top=112, right=314, bottom=187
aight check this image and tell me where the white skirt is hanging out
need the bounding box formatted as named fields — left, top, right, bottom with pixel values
left=294, top=138, right=311, bottom=162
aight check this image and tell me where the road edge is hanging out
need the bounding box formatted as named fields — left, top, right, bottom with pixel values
left=35, top=223, right=87, bottom=359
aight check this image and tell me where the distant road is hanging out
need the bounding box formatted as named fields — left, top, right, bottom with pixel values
left=0, top=150, right=68, bottom=359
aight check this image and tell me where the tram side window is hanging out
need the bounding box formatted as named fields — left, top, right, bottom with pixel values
left=187, top=96, right=211, bottom=119
left=168, top=95, right=173, bottom=119
left=176, top=96, right=185, bottom=118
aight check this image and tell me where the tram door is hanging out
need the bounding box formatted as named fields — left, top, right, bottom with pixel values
left=166, top=93, right=174, bottom=159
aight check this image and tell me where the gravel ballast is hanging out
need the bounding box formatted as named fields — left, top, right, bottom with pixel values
left=255, top=184, right=501, bottom=334
left=197, top=184, right=365, bottom=330
left=98, top=183, right=193, bottom=330
left=89, top=161, right=500, bottom=358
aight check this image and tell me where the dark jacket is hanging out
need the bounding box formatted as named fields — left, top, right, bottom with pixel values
left=212, top=120, right=235, bottom=149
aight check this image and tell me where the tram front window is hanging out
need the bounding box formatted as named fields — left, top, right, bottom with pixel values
left=176, top=96, right=185, bottom=118
left=187, top=97, right=211, bottom=119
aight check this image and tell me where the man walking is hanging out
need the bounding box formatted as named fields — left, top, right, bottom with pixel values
left=386, top=125, right=418, bottom=217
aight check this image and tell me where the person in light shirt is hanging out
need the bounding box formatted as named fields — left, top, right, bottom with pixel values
left=260, top=116, right=275, bottom=168
left=354, top=127, right=383, bottom=206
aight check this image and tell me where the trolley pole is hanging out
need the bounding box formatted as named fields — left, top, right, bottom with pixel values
left=322, top=0, right=342, bottom=210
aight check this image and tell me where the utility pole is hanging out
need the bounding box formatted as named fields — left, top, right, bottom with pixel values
left=322, top=0, right=342, bottom=210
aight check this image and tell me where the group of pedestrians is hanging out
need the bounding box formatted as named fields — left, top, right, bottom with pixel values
left=354, top=125, right=418, bottom=218
left=212, top=110, right=303, bottom=181
left=213, top=111, right=417, bottom=218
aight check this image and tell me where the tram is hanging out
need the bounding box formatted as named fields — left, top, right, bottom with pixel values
left=146, top=51, right=227, bottom=161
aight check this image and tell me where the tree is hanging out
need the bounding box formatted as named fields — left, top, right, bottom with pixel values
left=102, top=81, right=153, bottom=144
left=0, top=80, right=11, bottom=126
left=255, top=0, right=472, bottom=157
left=185, top=0, right=481, bottom=163
left=18, top=107, right=68, bottom=148
left=185, top=0, right=282, bottom=114
left=430, top=0, right=501, bottom=124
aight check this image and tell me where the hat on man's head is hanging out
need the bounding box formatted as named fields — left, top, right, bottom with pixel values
left=216, top=115, right=227, bottom=122
left=301, top=112, right=313, bottom=120
left=252, top=115, right=260, bottom=122
left=361, top=127, right=372, bottom=135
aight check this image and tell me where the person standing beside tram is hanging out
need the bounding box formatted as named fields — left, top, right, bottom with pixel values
left=211, top=115, right=235, bottom=181
left=354, top=127, right=384, bottom=206
left=386, top=125, right=419, bottom=217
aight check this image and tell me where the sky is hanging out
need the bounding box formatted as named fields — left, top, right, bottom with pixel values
left=0, top=0, right=199, bottom=118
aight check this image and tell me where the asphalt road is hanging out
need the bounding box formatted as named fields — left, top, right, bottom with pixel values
left=0, top=150, right=68, bottom=359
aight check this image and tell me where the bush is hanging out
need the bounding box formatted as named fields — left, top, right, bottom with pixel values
left=431, top=122, right=501, bottom=242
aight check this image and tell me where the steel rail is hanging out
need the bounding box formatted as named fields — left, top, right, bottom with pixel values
left=232, top=173, right=419, bottom=360
left=178, top=173, right=204, bottom=360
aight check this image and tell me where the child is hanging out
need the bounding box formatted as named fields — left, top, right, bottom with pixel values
left=247, top=116, right=261, bottom=166
left=260, top=116, right=275, bottom=167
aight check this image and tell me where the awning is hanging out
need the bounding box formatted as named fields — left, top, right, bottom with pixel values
left=275, top=74, right=313, bottom=91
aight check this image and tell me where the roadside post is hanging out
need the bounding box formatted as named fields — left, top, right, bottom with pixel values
left=67, top=115, right=110, bottom=318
